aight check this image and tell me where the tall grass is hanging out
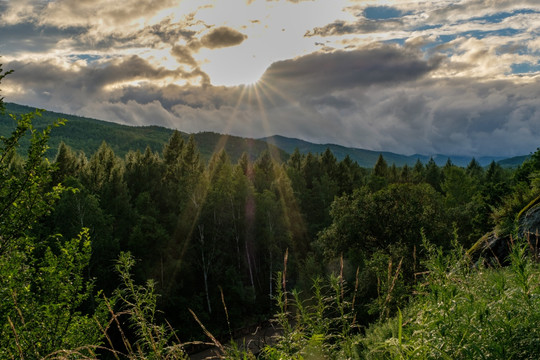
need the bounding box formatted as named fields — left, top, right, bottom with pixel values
left=43, top=238, right=539, bottom=359
left=359, top=237, right=540, bottom=359
left=233, top=236, right=540, bottom=360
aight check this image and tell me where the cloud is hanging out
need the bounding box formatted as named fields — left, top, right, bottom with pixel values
left=3, top=55, right=182, bottom=110
left=199, top=26, right=248, bottom=49
left=5, top=49, right=539, bottom=157
left=2, top=0, right=539, bottom=158
left=260, top=45, right=441, bottom=96
left=40, top=0, right=179, bottom=28
left=171, top=45, right=198, bottom=66
left=0, top=22, right=86, bottom=56
left=306, top=18, right=403, bottom=36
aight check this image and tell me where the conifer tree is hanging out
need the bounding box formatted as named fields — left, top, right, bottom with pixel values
left=412, top=159, right=425, bottom=183
left=425, top=158, right=442, bottom=191
left=373, top=154, right=388, bottom=178
left=399, top=164, right=411, bottom=183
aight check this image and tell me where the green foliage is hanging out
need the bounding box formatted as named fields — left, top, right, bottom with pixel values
left=0, top=230, right=106, bottom=358
left=0, top=109, right=65, bottom=254
left=0, top=103, right=288, bottom=163
left=0, top=85, right=107, bottom=357
left=358, top=239, right=540, bottom=360
left=318, top=183, right=450, bottom=258
left=259, top=269, right=359, bottom=360
left=111, top=251, right=188, bottom=359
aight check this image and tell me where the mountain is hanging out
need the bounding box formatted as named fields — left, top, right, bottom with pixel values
left=497, top=155, right=530, bottom=168
left=260, top=135, right=511, bottom=168
left=0, top=103, right=286, bottom=162
left=261, top=135, right=413, bottom=167
left=1, top=103, right=527, bottom=168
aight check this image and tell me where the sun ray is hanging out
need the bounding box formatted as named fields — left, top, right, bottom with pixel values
left=248, top=81, right=308, bottom=271
left=208, top=84, right=250, bottom=159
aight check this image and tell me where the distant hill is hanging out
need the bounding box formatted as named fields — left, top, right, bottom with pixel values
left=0, top=103, right=286, bottom=162
left=1, top=103, right=527, bottom=168
left=260, top=135, right=512, bottom=168
left=261, top=135, right=414, bottom=167
left=497, top=155, right=530, bottom=168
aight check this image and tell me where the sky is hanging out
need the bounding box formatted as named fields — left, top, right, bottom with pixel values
left=1, top=0, right=539, bottom=157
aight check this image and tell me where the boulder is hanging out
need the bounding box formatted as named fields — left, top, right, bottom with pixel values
left=518, top=202, right=540, bottom=240
left=469, top=201, right=540, bottom=266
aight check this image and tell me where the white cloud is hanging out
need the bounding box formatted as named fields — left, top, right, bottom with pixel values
left=1, top=0, right=539, bottom=157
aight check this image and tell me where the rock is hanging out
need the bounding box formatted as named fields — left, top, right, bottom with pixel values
left=468, top=231, right=512, bottom=266
left=518, top=203, right=540, bottom=240
left=469, top=202, right=540, bottom=266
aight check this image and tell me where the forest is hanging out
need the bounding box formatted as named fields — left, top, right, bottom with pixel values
left=1, top=64, right=539, bottom=359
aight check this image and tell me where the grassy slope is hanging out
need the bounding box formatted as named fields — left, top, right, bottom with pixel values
left=357, top=242, right=540, bottom=359
left=246, top=241, right=540, bottom=359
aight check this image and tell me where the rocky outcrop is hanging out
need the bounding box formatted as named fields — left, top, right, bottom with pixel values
left=518, top=202, right=540, bottom=240
left=469, top=201, right=540, bottom=266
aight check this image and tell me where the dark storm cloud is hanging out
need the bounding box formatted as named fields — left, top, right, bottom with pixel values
left=332, top=77, right=540, bottom=157
left=5, top=51, right=540, bottom=157
left=0, top=22, right=86, bottom=55
left=200, top=27, right=247, bottom=49
left=260, top=45, right=440, bottom=96
left=3, top=56, right=179, bottom=109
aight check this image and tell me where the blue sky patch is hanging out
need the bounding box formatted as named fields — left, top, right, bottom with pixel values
left=69, top=54, right=103, bottom=63
left=511, top=62, right=540, bottom=74
left=364, top=6, right=403, bottom=20
left=470, top=9, right=538, bottom=24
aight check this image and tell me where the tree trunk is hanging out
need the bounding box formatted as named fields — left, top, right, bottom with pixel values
left=199, top=224, right=212, bottom=314
left=245, top=241, right=255, bottom=298
left=269, top=252, right=273, bottom=300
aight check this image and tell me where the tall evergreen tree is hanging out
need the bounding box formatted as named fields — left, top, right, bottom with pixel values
left=81, top=141, right=133, bottom=246
left=466, top=157, right=484, bottom=180
left=373, top=154, right=388, bottom=178
left=399, top=164, right=411, bottom=183
left=52, top=141, right=82, bottom=185
left=412, top=159, right=425, bottom=184
left=425, top=158, right=442, bottom=192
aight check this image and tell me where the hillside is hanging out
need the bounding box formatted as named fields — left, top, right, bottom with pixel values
left=261, top=135, right=509, bottom=168
left=1, top=103, right=527, bottom=167
left=0, top=103, right=286, bottom=162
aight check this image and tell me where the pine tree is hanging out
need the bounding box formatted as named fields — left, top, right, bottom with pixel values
left=412, top=159, right=425, bottom=183
left=425, top=158, right=442, bottom=191
left=373, top=154, right=388, bottom=178
left=399, top=164, right=411, bottom=183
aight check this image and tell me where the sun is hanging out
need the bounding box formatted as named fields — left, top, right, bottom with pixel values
left=198, top=46, right=268, bottom=87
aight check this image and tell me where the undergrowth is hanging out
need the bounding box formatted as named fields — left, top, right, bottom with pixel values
left=225, top=237, right=540, bottom=359
left=40, top=238, right=539, bottom=359
left=358, top=237, right=540, bottom=360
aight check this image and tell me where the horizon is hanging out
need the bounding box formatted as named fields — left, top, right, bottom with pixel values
left=1, top=0, right=539, bottom=157
left=3, top=101, right=531, bottom=163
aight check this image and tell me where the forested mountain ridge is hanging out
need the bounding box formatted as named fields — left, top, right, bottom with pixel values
left=0, top=102, right=286, bottom=162
left=1, top=103, right=528, bottom=168
left=261, top=134, right=517, bottom=167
